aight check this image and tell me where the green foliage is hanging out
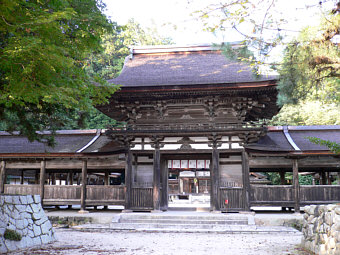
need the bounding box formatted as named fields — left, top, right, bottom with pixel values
left=4, top=229, right=22, bottom=241
left=220, top=42, right=261, bottom=76
left=0, top=0, right=119, bottom=144
left=263, top=172, right=314, bottom=185
left=85, top=19, right=173, bottom=81
left=270, top=101, right=340, bottom=126
left=77, top=19, right=173, bottom=130
left=299, top=175, right=314, bottom=185
left=263, top=172, right=281, bottom=185
left=307, top=137, right=340, bottom=154
left=122, top=19, right=173, bottom=46
left=277, top=16, right=340, bottom=106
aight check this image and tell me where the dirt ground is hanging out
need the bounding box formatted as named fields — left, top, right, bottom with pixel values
left=8, top=228, right=311, bottom=255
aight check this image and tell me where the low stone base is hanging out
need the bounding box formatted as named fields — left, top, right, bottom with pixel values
left=78, top=210, right=89, bottom=214
left=0, top=194, right=56, bottom=254
left=301, top=204, right=340, bottom=255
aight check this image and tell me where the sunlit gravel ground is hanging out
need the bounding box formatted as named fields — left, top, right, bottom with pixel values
left=8, top=228, right=312, bottom=255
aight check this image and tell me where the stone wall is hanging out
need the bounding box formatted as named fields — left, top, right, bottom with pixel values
left=0, top=194, right=55, bottom=253
left=302, top=204, right=340, bottom=255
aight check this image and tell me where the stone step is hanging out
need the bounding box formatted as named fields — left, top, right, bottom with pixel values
left=107, top=222, right=300, bottom=234
left=110, top=212, right=254, bottom=232
left=118, top=218, right=248, bottom=225
left=117, top=213, right=248, bottom=221
left=110, top=222, right=248, bottom=230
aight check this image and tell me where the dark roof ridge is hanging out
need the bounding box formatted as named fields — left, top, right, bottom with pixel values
left=268, top=125, right=340, bottom=131
left=130, top=42, right=243, bottom=55
left=0, top=129, right=105, bottom=136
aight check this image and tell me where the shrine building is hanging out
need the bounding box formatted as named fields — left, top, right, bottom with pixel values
left=0, top=44, right=339, bottom=212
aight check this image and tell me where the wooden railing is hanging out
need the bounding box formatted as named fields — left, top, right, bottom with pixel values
left=4, top=184, right=40, bottom=195
left=4, top=184, right=126, bottom=206
left=44, top=185, right=81, bottom=205
left=300, top=185, right=340, bottom=204
left=220, top=187, right=245, bottom=211
left=250, top=185, right=340, bottom=207
left=130, top=187, right=153, bottom=210
left=86, top=185, right=125, bottom=205
left=250, top=185, right=294, bottom=206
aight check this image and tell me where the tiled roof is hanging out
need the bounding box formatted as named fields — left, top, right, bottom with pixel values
left=246, top=126, right=340, bottom=152
left=0, top=130, right=119, bottom=155
left=108, top=45, right=277, bottom=87
left=1, top=126, right=339, bottom=156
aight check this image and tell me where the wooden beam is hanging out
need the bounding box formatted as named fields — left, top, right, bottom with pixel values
left=80, top=160, right=88, bottom=212
left=249, top=156, right=340, bottom=169
left=0, top=161, right=6, bottom=194
left=39, top=161, right=46, bottom=204
left=292, top=159, right=300, bottom=213
left=5, top=158, right=125, bottom=170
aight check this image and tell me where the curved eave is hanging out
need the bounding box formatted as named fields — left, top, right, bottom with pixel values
left=113, top=80, right=277, bottom=94
left=0, top=150, right=126, bottom=159
left=245, top=148, right=338, bottom=157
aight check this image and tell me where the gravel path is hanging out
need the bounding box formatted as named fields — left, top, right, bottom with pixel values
left=9, top=228, right=310, bottom=255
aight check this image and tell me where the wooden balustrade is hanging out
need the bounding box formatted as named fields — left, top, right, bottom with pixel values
left=250, top=185, right=294, bottom=206
left=130, top=187, right=153, bottom=210
left=220, top=187, right=245, bottom=211
left=86, top=185, right=125, bottom=205
left=300, top=185, right=340, bottom=205
left=4, top=184, right=125, bottom=206
left=4, top=184, right=40, bottom=195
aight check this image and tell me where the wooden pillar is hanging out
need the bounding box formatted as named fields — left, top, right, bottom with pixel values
left=79, top=159, right=88, bottom=213
left=51, top=173, right=56, bottom=185
left=39, top=161, right=46, bottom=205
left=242, top=151, right=251, bottom=211
left=103, top=171, right=109, bottom=210
left=160, top=159, right=168, bottom=211
left=0, top=161, right=6, bottom=194
left=104, top=171, right=109, bottom=185
left=292, top=159, right=300, bottom=213
left=20, top=170, right=24, bottom=185
left=211, top=147, right=220, bottom=211
left=69, top=171, right=74, bottom=185
left=326, top=172, right=331, bottom=185
left=321, top=170, right=326, bottom=185
left=125, top=149, right=133, bottom=210
left=153, top=146, right=161, bottom=211
left=280, top=171, right=286, bottom=185
left=35, top=170, right=39, bottom=184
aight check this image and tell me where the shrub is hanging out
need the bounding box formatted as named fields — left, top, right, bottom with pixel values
left=4, top=229, right=22, bottom=241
